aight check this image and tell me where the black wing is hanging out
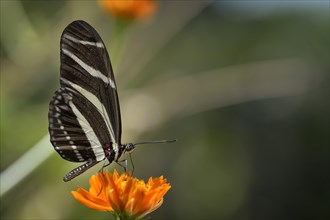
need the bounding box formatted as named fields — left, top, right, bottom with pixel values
left=48, top=20, right=121, bottom=164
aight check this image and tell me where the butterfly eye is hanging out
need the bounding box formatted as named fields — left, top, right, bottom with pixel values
left=125, top=143, right=135, bottom=153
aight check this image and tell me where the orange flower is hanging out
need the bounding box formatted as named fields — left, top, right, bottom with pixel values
left=71, top=170, right=171, bottom=219
left=98, top=0, right=157, bottom=21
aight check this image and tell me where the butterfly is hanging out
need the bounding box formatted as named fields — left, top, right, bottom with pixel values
left=48, top=20, right=175, bottom=181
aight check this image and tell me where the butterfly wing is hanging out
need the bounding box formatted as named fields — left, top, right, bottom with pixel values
left=48, top=20, right=121, bottom=165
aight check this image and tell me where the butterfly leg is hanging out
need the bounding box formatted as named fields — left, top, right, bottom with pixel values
left=129, top=153, right=134, bottom=174
left=97, top=160, right=112, bottom=196
left=99, top=159, right=111, bottom=173
left=116, top=153, right=134, bottom=174
left=116, top=159, right=128, bottom=173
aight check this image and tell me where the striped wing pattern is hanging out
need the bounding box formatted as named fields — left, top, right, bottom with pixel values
left=48, top=20, right=122, bottom=181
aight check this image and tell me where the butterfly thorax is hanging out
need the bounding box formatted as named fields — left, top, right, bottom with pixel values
left=104, top=143, right=135, bottom=163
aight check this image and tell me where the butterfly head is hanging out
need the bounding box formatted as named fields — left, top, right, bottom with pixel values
left=122, top=143, right=135, bottom=154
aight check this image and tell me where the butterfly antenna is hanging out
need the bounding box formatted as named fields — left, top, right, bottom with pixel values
left=133, top=139, right=177, bottom=146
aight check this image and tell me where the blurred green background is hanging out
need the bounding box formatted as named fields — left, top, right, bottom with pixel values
left=1, top=1, right=329, bottom=220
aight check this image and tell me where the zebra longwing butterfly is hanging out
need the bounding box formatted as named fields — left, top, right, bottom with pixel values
left=48, top=20, right=174, bottom=182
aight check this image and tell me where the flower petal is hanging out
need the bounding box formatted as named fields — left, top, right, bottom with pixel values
left=89, top=173, right=103, bottom=196
left=71, top=188, right=112, bottom=211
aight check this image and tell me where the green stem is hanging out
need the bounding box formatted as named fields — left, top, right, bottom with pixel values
left=110, top=18, right=131, bottom=73
left=112, top=212, right=146, bottom=220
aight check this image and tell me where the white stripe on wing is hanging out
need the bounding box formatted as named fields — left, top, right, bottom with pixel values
left=63, top=34, right=104, bottom=48
left=61, top=78, right=117, bottom=147
left=68, top=99, right=106, bottom=161
left=62, top=48, right=116, bottom=89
